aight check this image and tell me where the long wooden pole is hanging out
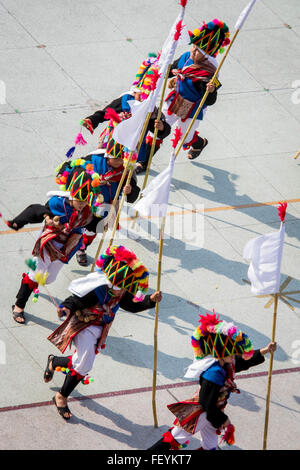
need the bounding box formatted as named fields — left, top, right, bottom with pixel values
left=131, top=64, right=173, bottom=229
left=263, top=292, right=278, bottom=450
left=293, top=150, right=300, bottom=160
left=152, top=215, right=166, bottom=427
left=174, top=28, right=240, bottom=160
left=90, top=154, right=132, bottom=272
left=104, top=111, right=153, bottom=248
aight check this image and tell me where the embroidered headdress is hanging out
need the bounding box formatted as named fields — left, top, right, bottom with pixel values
left=191, top=312, right=254, bottom=360
left=189, top=19, right=230, bottom=57
left=55, top=163, right=105, bottom=213
left=132, top=54, right=160, bottom=101
left=96, top=245, right=149, bottom=301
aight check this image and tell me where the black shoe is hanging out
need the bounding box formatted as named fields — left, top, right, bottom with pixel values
left=187, top=138, right=208, bottom=160
left=76, top=250, right=88, bottom=266
left=135, top=162, right=147, bottom=174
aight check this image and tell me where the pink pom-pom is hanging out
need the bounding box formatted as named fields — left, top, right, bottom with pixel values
left=171, top=127, right=183, bottom=148
left=277, top=202, right=287, bottom=222
left=74, top=133, right=87, bottom=145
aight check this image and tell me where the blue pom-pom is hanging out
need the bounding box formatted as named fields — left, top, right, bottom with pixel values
left=66, top=146, right=76, bottom=158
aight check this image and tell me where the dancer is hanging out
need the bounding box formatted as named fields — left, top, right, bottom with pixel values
left=80, top=56, right=171, bottom=174
left=147, top=312, right=276, bottom=450
left=44, top=245, right=162, bottom=420
left=164, top=19, right=230, bottom=160
left=8, top=168, right=104, bottom=324
left=56, top=130, right=142, bottom=266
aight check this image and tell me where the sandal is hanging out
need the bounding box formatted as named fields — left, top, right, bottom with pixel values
left=44, top=354, right=55, bottom=382
left=135, top=162, right=147, bottom=174
left=52, top=395, right=72, bottom=421
left=76, top=250, right=88, bottom=267
left=12, top=305, right=25, bottom=324
left=187, top=138, right=208, bottom=160
left=5, top=220, right=19, bottom=231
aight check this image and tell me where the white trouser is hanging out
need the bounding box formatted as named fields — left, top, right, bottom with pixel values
left=28, top=247, right=64, bottom=284
left=72, top=324, right=103, bottom=376
left=171, top=412, right=218, bottom=450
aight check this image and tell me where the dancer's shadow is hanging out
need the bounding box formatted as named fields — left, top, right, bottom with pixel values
left=150, top=161, right=300, bottom=242
left=48, top=385, right=168, bottom=449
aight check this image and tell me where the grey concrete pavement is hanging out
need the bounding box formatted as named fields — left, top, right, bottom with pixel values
left=0, top=0, right=300, bottom=452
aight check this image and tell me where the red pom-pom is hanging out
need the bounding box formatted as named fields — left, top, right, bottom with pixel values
left=114, top=246, right=137, bottom=266
left=179, top=0, right=188, bottom=7
left=149, top=68, right=161, bottom=91
left=104, top=107, right=122, bottom=124
left=198, top=311, right=220, bottom=334
left=220, top=424, right=235, bottom=445
left=277, top=202, right=287, bottom=222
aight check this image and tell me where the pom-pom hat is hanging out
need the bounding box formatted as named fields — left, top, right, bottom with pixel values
left=55, top=164, right=105, bottom=213
left=132, top=54, right=160, bottom=101
left=96, top=245, right=149, bottom=301
left=191, top=312, right=254, bottom=360
left=189, top=19, right=230, bottom=57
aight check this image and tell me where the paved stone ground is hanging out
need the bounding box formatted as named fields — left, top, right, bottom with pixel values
left=0, top=0, right=300, bottom=454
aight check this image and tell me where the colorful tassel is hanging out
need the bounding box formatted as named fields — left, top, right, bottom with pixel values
left=220, top=424, right=235, bottom=445
left=32, top=288, right=39, bottom=303
left=66, top=146, right=76, bottom=158
left=81, top=375, right=94, bottom=385
left=74, top=132, right=87, bottom=145
left=25, top=258, right=37, bottom=271
left=34, top=271, right=48, bottom=286
left=104, top=107, right=122, bottom=124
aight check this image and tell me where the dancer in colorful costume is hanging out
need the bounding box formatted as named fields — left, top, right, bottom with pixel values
left=44, top=245, right=162, bottom=420
left=147, top=312, right=276, bottom=450
left=8, top=168, right=101, bottom=324
left=80, top=55, right=171, bottom=174
left=57, top=125, right=142, bottom=266
left=164, top=19, right=230, bottom=160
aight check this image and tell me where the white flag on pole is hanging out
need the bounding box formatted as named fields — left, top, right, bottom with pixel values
left=134, top=151, right=175, bottom=218
left=235, top=0, right=258, bottom=30
left=243, top=222, right=285, bottom=295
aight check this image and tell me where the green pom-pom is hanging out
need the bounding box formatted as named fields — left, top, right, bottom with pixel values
left=32, top=297, right=38, bottom=303
left=25, top=258, right=37, bottom=271
left=148, top=52, right=157, bottom=58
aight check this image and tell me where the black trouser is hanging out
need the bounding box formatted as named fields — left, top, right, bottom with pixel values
left=52, top=356, right=83, bottom=398
left=15, top=282, right=34, bottom=309
left=10, top=204, right=51, bottom=230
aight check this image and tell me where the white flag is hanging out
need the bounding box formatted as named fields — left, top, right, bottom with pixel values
left=134, top=151, right=175, bottom=218
left=243, top=223, right=285, bottom=295
left=112, top=4, right=188, bottom=151
left=235, top=0, right=258, bottom=31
